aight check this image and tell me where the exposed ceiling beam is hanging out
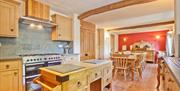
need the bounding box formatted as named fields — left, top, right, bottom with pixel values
left=78, top=0, right=157, bottom=20
left=108, top=20, right=175, bottom=31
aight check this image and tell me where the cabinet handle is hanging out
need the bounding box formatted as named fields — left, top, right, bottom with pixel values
left=6, top=65, right=10, bottom=69
left=85, top=54, right=88, bottom=56
left=106, top=78, right=109, bottom=82
left=59, top=34, right=61, bottom=36
left=10, top=29, right=14, bottom=32
left=77, top=81, right=81, bottom=87
left=14, top=72, right=17, bottom=76
left=95, top=73, right=98, bottom=77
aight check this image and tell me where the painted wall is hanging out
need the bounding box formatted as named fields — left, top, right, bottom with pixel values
left=118, top=30, right=168, bottom=51
left=0, top=24, right=72, bottom=58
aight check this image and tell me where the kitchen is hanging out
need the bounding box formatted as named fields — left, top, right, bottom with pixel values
left=0, top=0, right=180, bottom=91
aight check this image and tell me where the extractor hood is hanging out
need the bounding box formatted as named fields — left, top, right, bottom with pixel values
left=19, top=16, right=57, bottom=28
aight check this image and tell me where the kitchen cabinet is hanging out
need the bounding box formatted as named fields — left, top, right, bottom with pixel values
left=80, top=20, right=95, bottom=61
left=51, top=14, right=72, bottom=41
left=0, top=0, right=19, bottom=37
left=33, top=60, right=112, bottom=91
left=0, top=70, right=19, bottom=91
left=164, top=65, right=180, bottom=91
left=0, top=59, right=22, bottom=91
left=26, top=0, right=50, bottom=20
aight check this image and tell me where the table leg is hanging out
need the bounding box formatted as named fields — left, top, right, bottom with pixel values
left=131, top=62, right=135, bottom=81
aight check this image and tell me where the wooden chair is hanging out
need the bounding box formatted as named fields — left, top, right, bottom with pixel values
left=134, top=54, right=144, bottom=79
left=112, top=56, right=129, bottom=80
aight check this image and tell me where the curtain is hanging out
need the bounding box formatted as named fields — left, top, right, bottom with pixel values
left=166, top=33, right=174, bottom=56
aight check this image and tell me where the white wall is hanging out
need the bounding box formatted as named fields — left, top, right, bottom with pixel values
left=104, top=30, right=111, bottom=59
left=72, top=14, right=81, bottom=54
left=175, top=0, right=180, bottom=57
left=114, top=34, right=119, bottom=52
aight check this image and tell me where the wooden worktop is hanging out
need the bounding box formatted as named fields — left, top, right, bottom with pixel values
left=40, top=60, right=111, bottom=77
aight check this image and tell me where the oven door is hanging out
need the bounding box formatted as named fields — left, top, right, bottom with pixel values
left=25, top=62, right=46, bottom=91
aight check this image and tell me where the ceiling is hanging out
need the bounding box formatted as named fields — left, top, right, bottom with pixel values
left=40, top=0, right=174, bottom=30
left=41, top=0, right=121, bottom=16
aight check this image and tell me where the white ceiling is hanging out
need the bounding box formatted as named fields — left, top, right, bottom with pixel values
left=40, top=0, right=174, bottom=31
left=40, top=0, right=120, bottom=16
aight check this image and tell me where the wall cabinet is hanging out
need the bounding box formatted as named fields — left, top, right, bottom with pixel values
left=0, top=0, right=19, bottom=37
left=80, top=20, right=96, bottom=61
left=26, top=0, right=50, bottom=20
left=0, top=59, right=22, bottom=91
left=51, top=14, right=72, bottom=41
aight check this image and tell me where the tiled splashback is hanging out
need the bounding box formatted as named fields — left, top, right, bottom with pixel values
left=0, top=24, right=73, bottom=57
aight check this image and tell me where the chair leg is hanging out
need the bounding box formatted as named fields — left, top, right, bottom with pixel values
left=114, top=69, right=118, bottom=79
left=138, top=68, right=142, bottom=78
left=124, top=70, right=127, bottom=80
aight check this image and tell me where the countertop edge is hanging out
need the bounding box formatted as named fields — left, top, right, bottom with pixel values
left=0, top=56, right=22, bottom=61
left=163, top=57, right=180, bottom=87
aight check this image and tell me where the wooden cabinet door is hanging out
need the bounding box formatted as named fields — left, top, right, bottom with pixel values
left=26, top=0, right=49, bottom=20
left=51, top=14, right=72, bottom=41
left=0, top=1, right=18, bottom=37
left=80, top=21, right=95, bottom=61
left=0, top=70, right=19, bottom=91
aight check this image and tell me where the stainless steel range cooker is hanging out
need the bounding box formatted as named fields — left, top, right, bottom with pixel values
left=20, top=54, right=62, bottom=91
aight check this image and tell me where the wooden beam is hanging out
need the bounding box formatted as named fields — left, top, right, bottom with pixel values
left=108, top=20, right=175, bottom=31
left=78, top=0, right=156, bottom=19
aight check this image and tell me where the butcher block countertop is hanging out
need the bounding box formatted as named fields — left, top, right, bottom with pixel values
left=40, top=60, right=111, bottom=77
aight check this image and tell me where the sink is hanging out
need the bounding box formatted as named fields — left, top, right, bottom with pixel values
left=83, top=60, right=105, bottom=64
left=46, top=64, right=85, bottom=73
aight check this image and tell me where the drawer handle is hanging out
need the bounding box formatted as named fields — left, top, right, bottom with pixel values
left=168, top=78, right=174, bottom=83
left=6, top=65, right=10, bottom=69
left=77, top=81, right=81, bottom=87
left=14, top=72, right=17, bottom=76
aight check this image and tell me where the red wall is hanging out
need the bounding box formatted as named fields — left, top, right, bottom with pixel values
left=118, top=30, right=168, bottom=51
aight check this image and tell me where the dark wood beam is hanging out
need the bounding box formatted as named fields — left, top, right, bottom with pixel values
left=78, top=0, right=156, bottom=20
left=108, top=20, right=175, bottom=31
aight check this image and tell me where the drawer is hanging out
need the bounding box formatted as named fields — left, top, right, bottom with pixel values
left=78, top=87, right=88, bottom=91
left=103, top=74, right=112, bottom=87
left=64, top=71, right=88, bottom=91
left=0, top=60, right=19, bottom=71
left=103, top=66, right=112, bottom=76
left=89, top=68, right=102, bottom=82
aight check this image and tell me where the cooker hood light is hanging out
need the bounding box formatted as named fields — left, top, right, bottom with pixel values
left=19, top=16, right=57, bottom=28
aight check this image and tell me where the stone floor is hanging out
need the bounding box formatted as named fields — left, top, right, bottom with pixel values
left=111, top=64, right=166, bottom=91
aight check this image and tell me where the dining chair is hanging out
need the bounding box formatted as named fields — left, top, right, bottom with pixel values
left=134, top=54, right=144, bottom=78
left=112, top=56, right=130, bottom=80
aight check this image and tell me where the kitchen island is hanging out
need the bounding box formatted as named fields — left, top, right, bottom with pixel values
left=33, top=60, right=112, bottom=91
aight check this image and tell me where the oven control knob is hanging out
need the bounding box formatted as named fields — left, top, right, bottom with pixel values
left=44, top=58, right=46, bottom=60
left=34, top=59, right=36, bottom=61
left=30, top=59, right=33, bottom=61
left=27, top=60, right=29, bottom=62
